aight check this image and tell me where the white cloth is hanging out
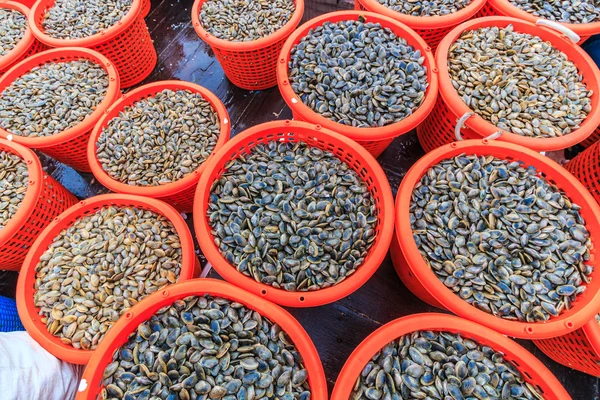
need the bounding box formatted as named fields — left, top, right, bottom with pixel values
left=0, top=331, right=84, bottom=400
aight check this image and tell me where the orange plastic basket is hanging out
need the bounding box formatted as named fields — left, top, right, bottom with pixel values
left=534, top=319, right=600, bottom=377
left=565, top=141, right=600, bottom=206
left=353, top=0, right=486, bottom=50
left=0, top=138, right=77, bottom=271
left=392, top=139, right=600, bottom=339
left=75, top=279, right=328, bottom=399
left=417, top=16, right=600, bottom=153
left=277, top=11, right=439, bottom=159
left=0, top=1, right=47, bottom=75
left=331, top=313, right=571, bottom=400
left=88, top=80, right=230, bottom=213
left=29, top=0, right=156, bottom=88
left=0, top=47, right=120, bottom=172
left=485, top=0, right=600, bottom=44
left=194, top=120, right=394, bottom=307
left=190, top=0, right=304, bottom=90
left=15, top=193, right=199, bottom=364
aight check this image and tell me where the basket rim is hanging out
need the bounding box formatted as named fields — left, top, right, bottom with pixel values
left=75, top=279, right=328, bottom=400
left=330, top=313, right=570, bottom=400
left=193, top=120, right=395, bottom=308
left=0, top=1, right=35, bottom=71
left=0, top=138, right=44, bottom=248
left=395, top=139, right=600, bottom=339
left=0, top=47, right=120, bottom=149
left=88, top=80, right=231, bottom=198
left=29, top=0, right=142, bottom=47
left=190, top=0, right=304, bottom=52
left=436, top=16, right=600, bottom=151
left=488, top=0, right=600, bottom=35
left=276, top=10, right=439, bottom=142
left=355, top=0, right=487, bottom=29
left=15, top=193, right=197, bottom=364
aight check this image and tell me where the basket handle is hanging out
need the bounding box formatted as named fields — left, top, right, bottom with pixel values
left=455, top=112, right=502, bottom=141
left=535, top=19, right=580, bottom=44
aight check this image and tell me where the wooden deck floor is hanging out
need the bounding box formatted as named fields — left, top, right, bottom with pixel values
left=1, top=0, right=599, bottom=397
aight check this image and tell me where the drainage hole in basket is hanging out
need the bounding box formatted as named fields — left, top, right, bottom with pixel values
left=299, top=296, right=305, bottom=302
left=261, top=289, right=267, bottom=295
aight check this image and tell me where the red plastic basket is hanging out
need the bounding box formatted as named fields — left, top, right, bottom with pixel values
left=331, top=313, right=571, bottom=400
left=29, top=0, right=156, bottom=88
left=392, top=139, right=600, bottom=339
left=565, top=141, right=600, bottom=206
left=15, top=193, right=199, bottom=364
left=75, top=279, right=328, bottom=399
left=0, top=1, right=47, bottom=75
left=194, top=120, right=394, bottom=308
left=0, top=48, right=120, bottom=172
left=485, top=0, right=600, bottom=44
left=0, top=138, right=77, bottom=271
left=88, top=80, right=230, bottom=213
left=190, top=0, right=304, bottom=90
left=353, top=0, right=486, bottom=51
left=277, top=11, right=439, bottom=159
left=417, top=17, right=600, bottom=153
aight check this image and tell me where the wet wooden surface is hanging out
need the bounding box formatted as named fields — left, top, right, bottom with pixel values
left=1, top=0, right=599, bottom=398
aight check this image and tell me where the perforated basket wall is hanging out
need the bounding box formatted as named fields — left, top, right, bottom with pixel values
left=534, top=322, right=600, bottom=377
left=419, top=17, right=600, bottom=153
left=191, top=0, right=304, bottom=90
left=354, top=0, right=487, bottom=50
left=194, top=120, right=394, bottom=308
left=0, top=48, right=120, bottom=172
left=140, top=0, right=150, bottom=18
left=30, top=0, right=156, bottom=88
left=565, top=141, right=600, bottom=205
left=90, top=17, right=156, bottom=87
left=580, top=128, right=600, bottom=149
left=88, top=81, right=231, bottom=214
left=0, top=139, right=77, bottom=271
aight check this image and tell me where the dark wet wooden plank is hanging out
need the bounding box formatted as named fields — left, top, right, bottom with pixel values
left=1, top=0, right=599, bottom=398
